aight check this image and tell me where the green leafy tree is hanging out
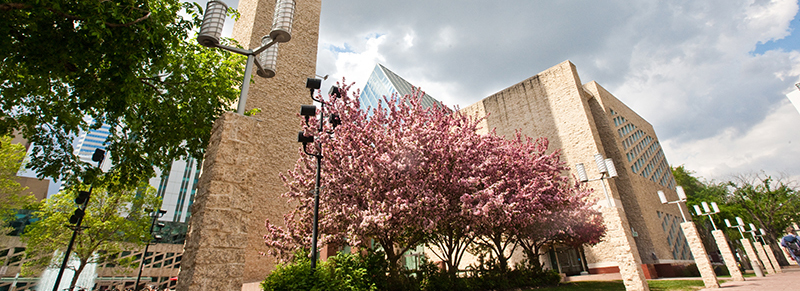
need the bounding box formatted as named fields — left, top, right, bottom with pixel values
left=0, top=135, right=37, bottom=236
left=727, top=173, right=800, bottom=243
left=22, top=178, right=161, bottom=291
left=0, top=0, right=245, bottom=185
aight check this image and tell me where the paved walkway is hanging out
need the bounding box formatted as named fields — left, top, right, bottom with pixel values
left=700, top=267, right=800, bottom=290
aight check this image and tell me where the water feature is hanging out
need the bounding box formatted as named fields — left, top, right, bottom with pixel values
left=36, top=251, right=97, bottom=291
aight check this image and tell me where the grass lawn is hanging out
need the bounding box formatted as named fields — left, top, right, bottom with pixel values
left=528, top=279, right=709, bottom=291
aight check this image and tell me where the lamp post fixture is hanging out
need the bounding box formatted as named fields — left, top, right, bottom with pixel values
left=575, top=154, right=618, bottom=207
left=657, top=186, right=689, bottom=222
left=692, top=201, right=720, bottom=230
left=53, top=149, right=105, bottom=291
left=297, top=78, right=341, bottom=271
left=724, top=217, right=748, bottom=239
left=135, top=209, right=167, bottom=291
left=197, top=0, right=296, bottom=114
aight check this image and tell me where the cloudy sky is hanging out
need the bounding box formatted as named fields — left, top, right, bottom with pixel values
left=220, top=0, right=800, bottom=184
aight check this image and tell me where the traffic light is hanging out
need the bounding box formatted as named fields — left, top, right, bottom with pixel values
left=69, top=208, right=85, bottom=224
left=75, top=191, right=90, bottom=205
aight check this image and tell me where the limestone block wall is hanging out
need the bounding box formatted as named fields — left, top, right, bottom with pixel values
left=583, top=82, right=689, bottom=266
left=177, top=0, right=322, bottom=288
left=461, top=61, right=649, bottom=290
left=740, top=238, right=762, bottom=272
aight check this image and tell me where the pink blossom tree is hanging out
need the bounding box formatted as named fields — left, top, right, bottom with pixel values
left=461, top=135, right=601, bottom=272
left=263, top=80, right=605, bottom=280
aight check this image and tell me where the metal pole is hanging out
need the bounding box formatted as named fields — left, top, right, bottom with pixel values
left=53, top=184, right=93, bottom=291
left=676, top=202, right=687, bottom=222
left=237, top=55, right=255, bottom=114
left=598, top=177, right=613, bottom=207
left=134, top=212, right=160, bottom=291
left=709, top=216, right=717, bottom=230
left=309, top=95, right=324, bottom=271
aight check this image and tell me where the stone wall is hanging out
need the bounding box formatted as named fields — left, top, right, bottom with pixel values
left=461, top=61, right=650, bottom=290
left=177, top=0, right=322, bottom=289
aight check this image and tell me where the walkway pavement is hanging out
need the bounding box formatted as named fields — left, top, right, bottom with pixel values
left=700, top=267, right=800, bottom=291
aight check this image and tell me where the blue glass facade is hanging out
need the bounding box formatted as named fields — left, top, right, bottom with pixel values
left=359, top=64, right=442, bottom=113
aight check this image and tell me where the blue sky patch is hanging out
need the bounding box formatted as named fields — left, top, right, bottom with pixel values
left=752, top=10, right=800, bottom=55
left=328, top=43, right=353, bottom=53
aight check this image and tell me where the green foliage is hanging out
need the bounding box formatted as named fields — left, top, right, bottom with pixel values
left=0, top=135, right=38, bottom=236
left=263, top=248, right=562, bottom=291
left=245, top=108, right=263, bottom=116
left=21, top=176, right=160, bottom=289
left=0, top=0, right=245, bottom=185
left=262, top=250, right=385, bottom=291
left=673, top=166, right=800, bottom=244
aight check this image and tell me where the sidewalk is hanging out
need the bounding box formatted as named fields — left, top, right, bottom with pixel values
left=700, top=267, right=800, bottom=290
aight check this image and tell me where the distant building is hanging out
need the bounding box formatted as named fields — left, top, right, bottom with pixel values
left=360, top=64, right=441, bottom=112
left=462, top=60, right=690, bottom=278
left=68, top=120, right=200, bottom=223
left=364, top=62, right=692, bottom=279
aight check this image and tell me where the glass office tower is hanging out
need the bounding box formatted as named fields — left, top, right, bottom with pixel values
left=360, top=64, right=441, bottom=112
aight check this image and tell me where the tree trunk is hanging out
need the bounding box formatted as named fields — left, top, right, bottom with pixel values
left=68, top=259, right=87, bottom=291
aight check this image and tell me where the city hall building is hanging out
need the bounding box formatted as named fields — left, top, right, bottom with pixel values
left=460, top=60, right=692, bottom=279
left=361, top=61, right=693, bottom=279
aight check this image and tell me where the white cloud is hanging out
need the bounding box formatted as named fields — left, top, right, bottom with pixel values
left=311, top=0, right=800, bottom=182
left=662, top=99, right=800, bottom=182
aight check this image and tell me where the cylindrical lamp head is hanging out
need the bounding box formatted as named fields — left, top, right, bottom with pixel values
left=760, top=228, right=766, bottom=235
left=257, top=36, right=278, bottom=78
left=657, top=190, right=667, bottom=204
left=676, top=186, right=687, bottom=201
left=736, top=216, right=744, bottom=226
left=575, top=163, right=589, bottom=182
left=749, top=223, right=757, bottom=232
left=198, top=0, right=228, bottom=47
left=725, top=219, right=732, bottom=227
left=605, top=158, right=618, bottom=177
left=594, top=154, right=607, bottom=173
left=270, top=0, right=295, bottom=43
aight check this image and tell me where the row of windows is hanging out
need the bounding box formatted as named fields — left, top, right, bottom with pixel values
left=612, top=115, right=628, bottom=127
left=609, top=109, right=676, bottom=188
left=618, top=123, right=637, bottom=138
left=658, top=211, right=692, bottom=260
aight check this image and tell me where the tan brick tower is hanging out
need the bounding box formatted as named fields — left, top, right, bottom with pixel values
left=177, top=0, right=322, bottom=290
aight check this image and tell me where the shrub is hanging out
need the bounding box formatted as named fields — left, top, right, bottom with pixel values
left=262, top=250, right=387, bottom=291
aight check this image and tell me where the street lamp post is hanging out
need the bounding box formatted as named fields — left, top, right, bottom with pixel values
left=53, top=149, right=105, bottom=291
left=197, top=0, right=296, bottom=114
left=658, top=187, right=720, bottom=288
left=575, top=153, right=618, bottom=207
left=134, top=209, right=167, bottom=291
left=693, top=201, right=746, bottom=281
left=692, top=201, right=720, bottom=230
left=297, top=78, right=341, bottom=271
left=726, top=217, right=765, bottom=277
left=657, top=186, right=688, bottom=222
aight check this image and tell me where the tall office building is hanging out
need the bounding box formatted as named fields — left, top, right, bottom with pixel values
left=72, top=120, right=200, bottom=223
left=73, top=123, right=112, bottom=168
left=360, top=64, right=441, bottom=111
left=149, top=158, right=202, bottom=223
